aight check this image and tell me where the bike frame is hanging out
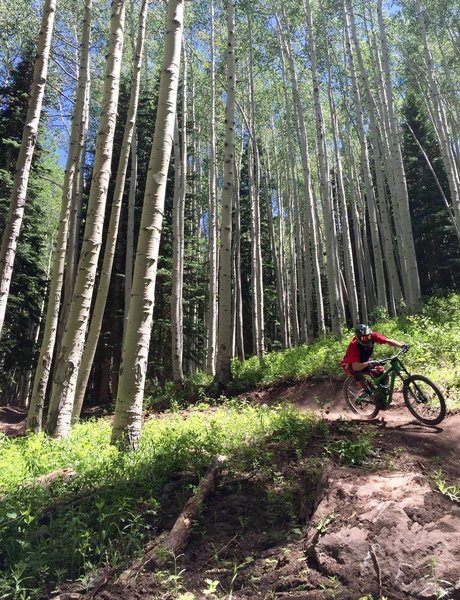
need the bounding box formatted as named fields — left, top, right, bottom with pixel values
left=367, top=350, right=411, bottom=408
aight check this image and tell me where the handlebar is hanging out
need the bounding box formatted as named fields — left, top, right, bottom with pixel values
left=376, top=345, right=410, bottom=365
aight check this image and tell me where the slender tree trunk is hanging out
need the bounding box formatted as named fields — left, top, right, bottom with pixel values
left=416, top=0, right=460, bottom=237
left=270, top=120, right=290, bottom=348
left=188, top=66, right=201, bottom=371
left=215, top=0, right=236, bottom=387
left=348, top=2, right=402, bottom=315
left=304, top=0, right=342, bottom=336
left=124, top=129, right=137, bottom=339
left=343, top=0, right=387, bottom=311
left=265, top=141, right=289, bottom=348
left=0, top=0, right=57, bottom=338
left=233, top=130, right=245, bottom=361
left=278, top=15, right=325, bottom=336
left=279, top=49, right=303, bottom=343
left=71, top=0, right=148, bottom=423
left=171, top=48, right=187, bottom=388
left=27, top=0, right=92, bottom=433
left=376, top=0, right=421, bottom=310
left=327, top=88, right=359, bottom=325
left=111, top=0, right=184, bottom=448
left=206, top=0, right=218, bottom=375
left=46, top=0, right=126, bottom=437
left=247, top=16, right=265, bottom=360
left=124, top=0, right=140, bottom=341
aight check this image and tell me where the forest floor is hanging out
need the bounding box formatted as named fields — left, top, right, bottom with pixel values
left=2, top=380, right=460, bottom=600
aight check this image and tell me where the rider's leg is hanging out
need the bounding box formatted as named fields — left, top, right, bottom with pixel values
left=369, top=365, right=389, bottom=388
left=351, top=367, right=369, bottom=390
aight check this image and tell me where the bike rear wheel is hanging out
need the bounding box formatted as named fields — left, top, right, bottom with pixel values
left=403, top=375, right=446, bottom=425
left=343, top=377, right=380, bottom=419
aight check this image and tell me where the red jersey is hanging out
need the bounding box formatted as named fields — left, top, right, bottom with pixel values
left=341, top=331, right=388, bottom=368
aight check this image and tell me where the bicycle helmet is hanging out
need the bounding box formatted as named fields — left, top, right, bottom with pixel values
left=355, top=323, right=373, bottom=347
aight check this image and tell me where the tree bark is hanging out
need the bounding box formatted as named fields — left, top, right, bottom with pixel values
left=206, top=0, right=218, bottom=376
left=71, top=0, right=148, bottom=423
left=27, top=0, right=92, bottom=433
left=111, top=0, right=184, bottom=449
left=46, top=0, right=126, bottom=437
left=215, top=0, right=236, bottom=387
left=0, top=0, right=57, bottom=338
left=171, top=48, right=187, bottom=388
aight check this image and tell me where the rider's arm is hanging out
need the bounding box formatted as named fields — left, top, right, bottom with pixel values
left=351, top=360, right=373, bottom=371
left=385, top=338, right=405, bottom=348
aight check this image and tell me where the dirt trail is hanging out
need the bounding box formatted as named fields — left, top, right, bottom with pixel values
left=2, top=381, right=460, bottom=599
left=247, top=378, right=460, bottom=479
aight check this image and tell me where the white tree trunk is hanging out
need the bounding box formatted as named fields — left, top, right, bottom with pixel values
left=27, top=0, right=92, bottom=433
left=304, top=0, right=342, bottom=337
left=71, top=0, right=148, bottom=423
left=0, top=0, right=57, bottom=338
left=206, top=0, right=218, bottom=375
left=215, top=0, right=236, bottom=387
left=124, top=0, right=141, bottom=341
left=348, top=1, right=403, bottom=314
left=232, top=128, right=245, bottom=360
left=111, top=0, right=184, bottom=448
left=46, top=0, right=126, bottom=437
left=376, top=0, right=421, bottom=310
left=416, top=0, right=460, bottom=237
left=278, top=15, right=325, bottom=336
left=343, top=0, right=387, bottom=311
left=171, top=48, right=187, bottom=388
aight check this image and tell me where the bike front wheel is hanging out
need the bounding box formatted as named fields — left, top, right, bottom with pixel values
left=343, top=377, right=380, bottom=419
left=403, top=375, right=446, bottom=425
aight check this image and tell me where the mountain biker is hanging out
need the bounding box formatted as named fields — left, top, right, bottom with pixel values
left=341, top=324, right=409, bottom=392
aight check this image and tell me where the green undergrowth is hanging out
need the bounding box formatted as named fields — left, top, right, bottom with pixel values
left=0, top=402, right=375, bottom=599
left=231, top=293, right=460, bottom=408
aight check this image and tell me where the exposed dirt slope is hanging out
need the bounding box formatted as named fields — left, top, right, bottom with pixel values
left=2, top=380, right=460, bottom=599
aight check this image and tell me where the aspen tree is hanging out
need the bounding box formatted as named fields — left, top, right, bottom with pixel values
left=376, top=0, right=421, bottom=310
left=188, top=65, right=202, bottom=371
left=215, top=0, right=236, bottom=387
left=46, top=0, right=126, bottom=437
left=233, top=124, right=245, bottom=361
left=277, top=14, right=325, bottom=336
left=71, top=0, right=149, bottom=422
left=344, top=108, right=371, bottom=320
left=206, top=0, right=218, bottom=375
left=0, top=0, right=57, bottom=338
left=247, top=14, right=265, bottom=360
left=304, top=0, right=342, bottom=337
left=266, top=138, right=289, bottom=348
left=111, top=0, right=184, bottom=448
left=27, top=0, right=92, bottom=432
left=124, top=0, right=141, bottom=339
left=278, top=45, right=304, bottom=344
left=171, top=47, right=187, bottom=388
left=320, top=5, right=359, bottom=325
left=270, top=119, right=290, bottom=348
left=416, top=0, right=460, bottom=236
left=343, top=0, right=387, bottom=311
left=347, top=0, right=403, bottom=314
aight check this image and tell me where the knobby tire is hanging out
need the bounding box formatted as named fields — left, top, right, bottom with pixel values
left=343, top=377, right=380, bottom=419
left=403, top=375, right=446, bottom=425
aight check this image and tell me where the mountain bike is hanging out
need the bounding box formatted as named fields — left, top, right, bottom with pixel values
left=343, top=347, right=446, bottom=425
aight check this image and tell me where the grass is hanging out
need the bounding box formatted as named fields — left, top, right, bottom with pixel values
left=0, top=402, right=363, bottom=599
left=1, top=293, right=460, bottom=597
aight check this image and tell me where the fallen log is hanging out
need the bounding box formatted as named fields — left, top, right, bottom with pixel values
left=118, top=454, right=227, bottom=582
left=23, top=467, right=77, bottom=488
